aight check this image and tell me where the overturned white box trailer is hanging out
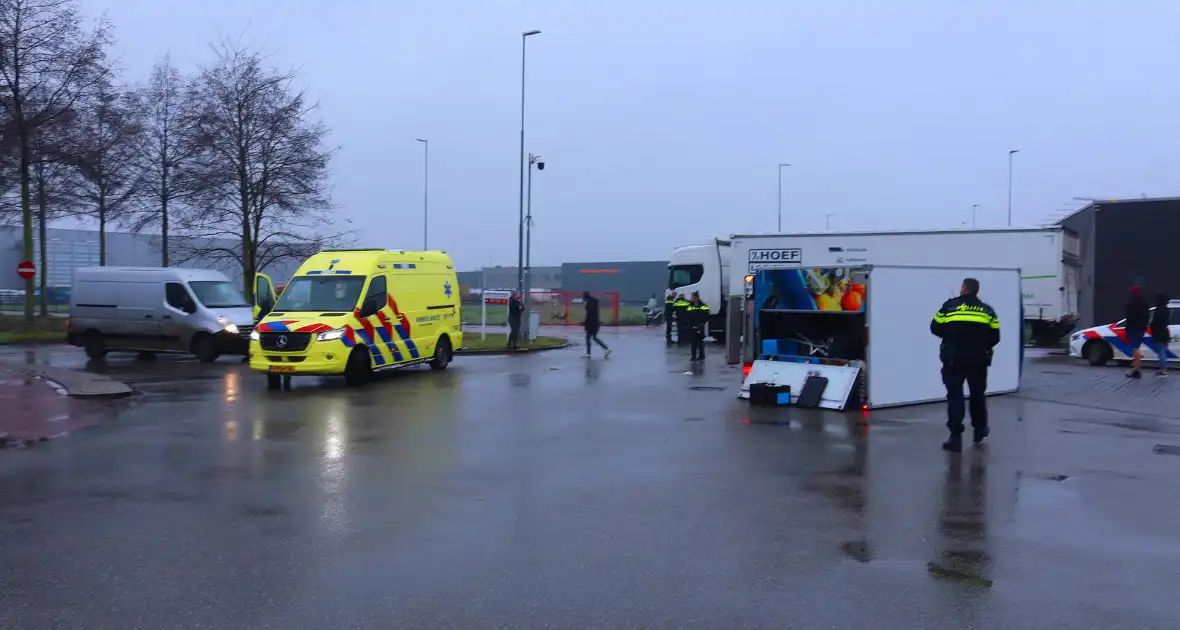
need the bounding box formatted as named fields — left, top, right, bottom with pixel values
left=738, top=264, right=1022, bottom=409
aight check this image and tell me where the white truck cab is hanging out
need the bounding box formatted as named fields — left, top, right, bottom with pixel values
left=667, top=238, right=731, bottom=341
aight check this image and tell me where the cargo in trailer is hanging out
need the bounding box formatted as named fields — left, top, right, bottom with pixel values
left=738, top=264, right=1022, bottom=409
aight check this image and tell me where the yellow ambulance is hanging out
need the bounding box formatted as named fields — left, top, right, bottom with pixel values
left=249, top=249, right=463, bottom=388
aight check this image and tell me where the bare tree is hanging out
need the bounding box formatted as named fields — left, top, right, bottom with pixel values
left=0, top=0, right=111, bottom=323
left=31, top=109, right=78, bottom=314
left=67, top=76, right=144, bottom=264
left=129, top=55, right=198, bottom=266
left=179, top=41, right=342, bottom=299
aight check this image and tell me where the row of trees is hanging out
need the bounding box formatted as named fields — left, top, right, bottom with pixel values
left=0, top=0, right=348, bottom=322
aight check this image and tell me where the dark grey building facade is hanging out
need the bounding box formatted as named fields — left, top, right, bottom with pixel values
left=560, top=261, right=668, bottom=304
left=1058, top=197, right=1180, bottom=327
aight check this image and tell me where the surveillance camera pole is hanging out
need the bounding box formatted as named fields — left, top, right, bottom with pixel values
left=524, top=153, right=542, bottom=332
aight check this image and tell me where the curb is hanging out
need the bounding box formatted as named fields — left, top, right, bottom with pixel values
left=456, top=341, right=572, bottom=356
left=21, top=366, right=134, bottom=398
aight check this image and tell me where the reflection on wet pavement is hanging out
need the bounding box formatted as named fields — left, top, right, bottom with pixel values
left=0, top=331, right=1179, bottom=627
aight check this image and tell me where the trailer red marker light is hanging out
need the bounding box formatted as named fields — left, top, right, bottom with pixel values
left=742, top=363, right=752, bottom=377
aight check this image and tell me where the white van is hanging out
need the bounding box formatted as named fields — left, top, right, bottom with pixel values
left=68, top=267, right=256, bottom=362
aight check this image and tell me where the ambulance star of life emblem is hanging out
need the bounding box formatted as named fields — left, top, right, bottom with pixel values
left=443, top=281, right=452, bottom=298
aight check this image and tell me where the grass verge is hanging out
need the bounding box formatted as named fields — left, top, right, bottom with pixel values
left=0, top=316, right=68, bottom=344
left=459, top=333, right=567, bottom=353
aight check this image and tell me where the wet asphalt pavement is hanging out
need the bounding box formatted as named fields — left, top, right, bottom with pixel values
left=1, top=332, right=1179, bottom=629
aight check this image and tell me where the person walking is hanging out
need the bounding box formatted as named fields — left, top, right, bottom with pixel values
left=1150, top=293, right=1171, bottom=376
left=673, top=293, right=690, bottom=346
left=687, top=291, right=709, bottom=362
left=583, top=291, right=612, bottom=358
left=507, top=290, right=523, bottom=349
left=664, top=289, right=677, bottom=343
left=930, top=277, right=1001, bottom=452
left=1124, top=285, right=1150, bottom=379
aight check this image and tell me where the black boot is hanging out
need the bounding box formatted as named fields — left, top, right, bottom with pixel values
left=973, top=426, right=990, bottom=445
left=942, top=434, right=963, bottom=452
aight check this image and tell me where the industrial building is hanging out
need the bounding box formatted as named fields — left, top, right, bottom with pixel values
left=1057, top=197, right=1179, bottom=327
left=0, top=226, right=301, bottom=295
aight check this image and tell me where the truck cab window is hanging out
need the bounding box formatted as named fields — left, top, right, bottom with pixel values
left=166, top=282, right=196, bottom=313
left=669, top=264, right=704, bottom=289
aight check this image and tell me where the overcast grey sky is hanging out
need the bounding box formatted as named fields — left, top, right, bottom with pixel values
left=84, top=0, right=1180, bottom=271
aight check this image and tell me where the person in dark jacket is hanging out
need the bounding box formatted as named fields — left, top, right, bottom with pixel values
left=930, top=277, right=1001, bottom=452
left=686, top=292, right=709, bottom=362
left=1149, top=293, right=1171, bottom=376
left=507, top=291, right=523, bottom=349
left=673, top=294, right=690, bottom=345
left=664, top=289, right=677, bottom=343
left=583, top=292, right=612, bottom=358
left=1124, top=285, right=1150, bottom=379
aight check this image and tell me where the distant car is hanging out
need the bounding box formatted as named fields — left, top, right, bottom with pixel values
left=1069, top=299, right=1179, bottom=366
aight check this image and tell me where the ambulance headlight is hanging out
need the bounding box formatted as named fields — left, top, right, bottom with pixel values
left=250, top=330, right=260, bottom=341
left=318, top=328, right=346, bottom=341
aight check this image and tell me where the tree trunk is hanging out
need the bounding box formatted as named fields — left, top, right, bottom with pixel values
left=35, top=161, right=48, bottom=317
left=160, top=170, right=169, bottom=267
left=98, top=194, right=106, bottom=266
left=19, top=133, right=34, bottom=325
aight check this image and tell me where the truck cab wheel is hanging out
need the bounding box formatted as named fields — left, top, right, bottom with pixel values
left=344, top=347, right=373, bottom=386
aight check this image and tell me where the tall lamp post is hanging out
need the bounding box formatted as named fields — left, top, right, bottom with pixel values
left=1007, top=149, right=1019, bottom=226
left=777, top=163, right=790, bottom=232
left=972, top=203, right=980, bottom=228
left=524, top=154, right=545, bottom=316
left=517, top=29, right=541, bottom=341
left=415, top=138, right=429, bottom=249
left=825, top=213, right=835, bottom=231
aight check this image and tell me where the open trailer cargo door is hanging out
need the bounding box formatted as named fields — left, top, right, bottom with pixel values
left=865, top=265, right=1022, bottom=408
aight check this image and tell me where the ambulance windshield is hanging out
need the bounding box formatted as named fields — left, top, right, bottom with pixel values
left=274, top=276, right=367, bottom=312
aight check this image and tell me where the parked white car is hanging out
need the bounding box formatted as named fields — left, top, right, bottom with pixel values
left=1069, top=300, right=1179, bottom=366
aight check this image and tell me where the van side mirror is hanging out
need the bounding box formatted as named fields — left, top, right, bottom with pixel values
left=182, top=299, right=198, bottom=314
left=258, top=297, right=274, bottom=317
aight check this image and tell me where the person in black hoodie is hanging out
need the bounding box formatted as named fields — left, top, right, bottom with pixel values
left=583, top=292, right=612, bottom=358
left=1149, top=293, right=1171, bottom=376
left=1123, top=285, right=1150, bottom=379
left=507, top=291, right=523, bottom=349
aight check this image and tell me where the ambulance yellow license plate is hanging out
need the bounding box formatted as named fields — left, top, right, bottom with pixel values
left=269, top=366, right=297, bottom=373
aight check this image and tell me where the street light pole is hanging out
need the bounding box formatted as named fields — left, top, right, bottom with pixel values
left=777, top=163, right=790, bottom=232
left=825, top=213, right=835, bottom=231
left=517, top=29, right=540, bottom=341
left=972, top=203, right=979, bottom=228
left=415, top=138, right=428, bottom=249
left=1007, top=149, right=1019, bottom=227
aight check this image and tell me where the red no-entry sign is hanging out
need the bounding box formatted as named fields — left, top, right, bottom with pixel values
left=16, top=260, right=35, bottom=280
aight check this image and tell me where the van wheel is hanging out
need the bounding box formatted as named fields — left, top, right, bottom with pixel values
left=344, top=347, right=372, bottom=386
left=1083, top=340, right=1111, bottom=366
left=430, top=336, right=452, bottom=370
left=192, top=334, right=219, bottom=363
left=83, top=332, right=107, bottom=360
left=266, top=374, right=283, bottom=390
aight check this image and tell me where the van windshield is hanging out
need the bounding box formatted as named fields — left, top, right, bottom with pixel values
left=274, top=276, right=367, bottom=312
left=189, top=281, right=250, bottom=308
